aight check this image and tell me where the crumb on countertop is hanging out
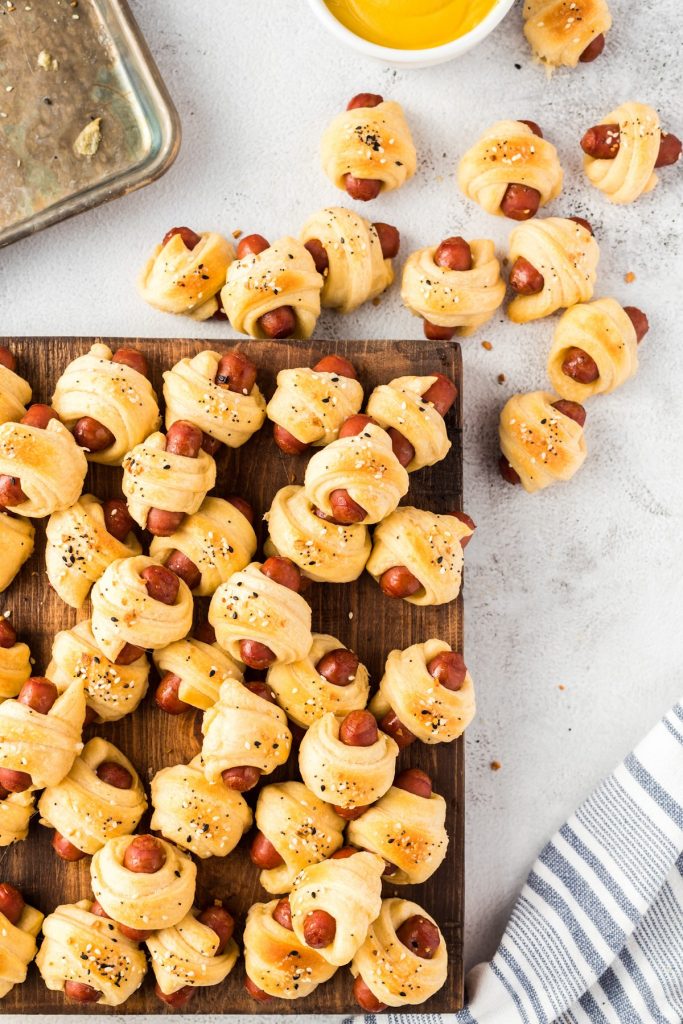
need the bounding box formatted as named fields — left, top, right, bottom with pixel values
left=497, top=373, right=506, bottom=384
left=490, top=760, right=501, bottom=771
left=482, top=340, right=493, bottom=351
left=624, top=271, right=636, bottom=283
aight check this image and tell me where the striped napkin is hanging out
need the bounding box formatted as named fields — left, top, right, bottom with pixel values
left=345, top=699, right=683, bottom=1024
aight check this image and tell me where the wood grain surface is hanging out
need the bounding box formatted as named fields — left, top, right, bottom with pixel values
left=0, top=336, right=465, bottom=1015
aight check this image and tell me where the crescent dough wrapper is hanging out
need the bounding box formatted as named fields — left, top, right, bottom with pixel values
left=508, top=217, right=600, bottom=323
left=584, top=102, right=663, bottom=204
left=366, top=376, right=451, bottom=471
left=38, top=737, right=147, bottom=856
left=321, top=100, right=417, bottom=195
left=0, top=790, right=34, bottom=847
left=150, top=755, right=252, bottom=858
left=36, top=899, right=146, bottom=1006
left=351, top=898, right=448, bottom=1007
left=500, top=390, right=587, bottom=493
left=91, top=835, right=196, bottom=931
left=0, top=899, right=43, bottom=998
left=290, top=851, right=384, bottom=966
left=401, top=240, right=505, bottom=337
left=162, top=350, right=266, bottom=448
left=266, top=366, right=364, bottom=448
left=0, top=418, right=87, bottom=518
left=138, top=230, right=235, bottom=320
left=122, top=431, right=216, bottom=531
left=244, top=899, right=337, bottom=1000
left=366, top=507, right=472, bottom=606
left=0, top=513, right=34, bottom=593
left=46, top=494, right=142, bottom=609
left=150, top=497, right=257, bottom=597
left=48, top=620, right=149, bottom=723
left=0, top=636, right=31, bottom=701
left=304, top=423, right=409, bottom=525
left=370, top=639, right=476, bottom=744
left=524, top=0, right=612, bottom=68
left=0, top=679, right=85, bottom=789
left=91, top=555, right=194, bottom=662
left=267, top=633, right=369, bottom=729
left=300, top=207, right=394, bottom=313
left=0, top=363, right=31, bottom=425
left=254, top=781, right=345, bottom=894
left=209, top=561, right=312, bottom=665
left=51, top=343, right=160, bottom=466
left=152, top=637, right=243, bottom=712
left=146, top=908, right=239, bottom=995
left=221, top=237, right=323, bottom=340
left=201, top=677, right=292, bottom=783
left=298, top=712, right=398, bottom=810
left=458, top=120, right=563, bottom=216
left=348, top=784, right=448, bottom=885
left=265, top=486, right=370, bottom=584
left=548, top=298, right=639, bottom=401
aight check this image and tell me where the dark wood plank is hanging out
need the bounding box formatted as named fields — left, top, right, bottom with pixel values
left=0, top=336, right=464, bottom=1015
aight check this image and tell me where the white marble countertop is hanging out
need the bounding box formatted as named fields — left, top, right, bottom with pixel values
left=3, top=0, right=682, bottom=1020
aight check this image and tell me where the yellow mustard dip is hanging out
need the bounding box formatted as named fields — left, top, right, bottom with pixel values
left=323, top=0, right=500, bottom=50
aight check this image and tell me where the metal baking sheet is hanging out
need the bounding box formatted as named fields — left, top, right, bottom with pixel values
left=0, top=0, right=180, bottom=247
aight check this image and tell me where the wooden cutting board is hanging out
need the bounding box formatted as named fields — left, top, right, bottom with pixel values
left=0, top=336, right=465, bottom=1015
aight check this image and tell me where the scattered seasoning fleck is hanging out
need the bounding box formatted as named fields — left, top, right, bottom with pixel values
left=624, top=271, right=636, bottom=283
left=481, top=340, right=493, bottom=351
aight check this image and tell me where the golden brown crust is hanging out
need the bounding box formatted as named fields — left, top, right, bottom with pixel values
left=321, top=100, right=416, bottom=195
left=36, top=899, right=146, bottom=1006
left=221, top=238, right=322, bottom=339
left=300, top=207, right=394, bottom=312
left=38, top=738, right=147, bottom=855
left=0, top=899, right=43, bottom=998
left=499, top=390, right=587, bottom=492
left=0, top=418, right=87, bottom=518
left=547, top=298, right=639, bottom=401
left=458, top=120, right=563, bottom=215
left=401, top=242, right=505, bottom=337
left=508, top=217, right=599, bottom=324
left=138, top=231, right=234, bottom=320
left=583, top=102, right=662, bottom=204
left=244, top=900, right=336, bottom=999
left=351, top=898, right=448, bottom=1006
left=51, top=343, right=160, bottom=466
left=524, top=0, right=612, bottom=68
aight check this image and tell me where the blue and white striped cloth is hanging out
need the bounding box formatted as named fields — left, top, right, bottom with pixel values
left=345, top=699, right=683, bottom=1024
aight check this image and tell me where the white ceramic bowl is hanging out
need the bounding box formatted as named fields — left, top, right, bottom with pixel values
left=306, top=0, right=516, bottom=68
